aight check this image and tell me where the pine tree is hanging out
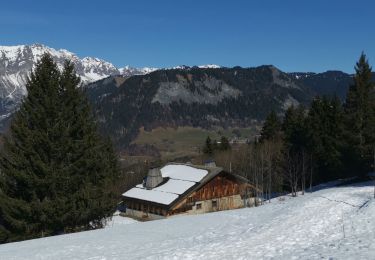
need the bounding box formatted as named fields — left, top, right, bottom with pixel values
left=0, top=55, right=62, bottom=241
left=203, top=136, right=213, bottom=155
left=306, top=96, right=344, bottom=181
left=0, top=55, right=118, bottom=243
left=55, top=60, right=118, bottom=231
left=219, top=136, right=230, bottom=151
left=343, top=52, right=375, bottom=174
left=259, top=110, right=282, bottom=142
left=282, top=105, right=307, bottom=153
left=280, top=105, right=309, bottom=193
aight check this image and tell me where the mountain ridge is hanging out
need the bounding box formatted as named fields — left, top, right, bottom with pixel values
left=86, top=65, right=313, bottom=148
left=0, top=43, right=159, bottom=126
left=2, top=43, right=374, bottom=144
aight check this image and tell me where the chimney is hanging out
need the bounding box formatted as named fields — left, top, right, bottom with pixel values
left=145, top=167, right=163, bottom=189
left=204, top=160, right=216, bottom=168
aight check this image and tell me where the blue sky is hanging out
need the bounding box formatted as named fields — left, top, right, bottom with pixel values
left=1, top=0, right=374, bottom=73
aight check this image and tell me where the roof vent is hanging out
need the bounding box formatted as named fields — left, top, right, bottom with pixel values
left=145, top=167, right=163, bottom=189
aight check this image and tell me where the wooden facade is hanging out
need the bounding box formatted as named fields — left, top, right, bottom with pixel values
left=168, top=172, right=254, bottom=216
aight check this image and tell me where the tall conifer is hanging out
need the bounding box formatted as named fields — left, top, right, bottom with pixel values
left=260, top=110, right=282, bottom=142
left=0, top=55, right=118, bottom=243
left=344, top=52, right=375, bottom=174
left=307, top=96, right=344, bottom=181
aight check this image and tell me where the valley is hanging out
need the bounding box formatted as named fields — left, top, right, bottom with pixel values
left=131, top=126, right=257, bottom=159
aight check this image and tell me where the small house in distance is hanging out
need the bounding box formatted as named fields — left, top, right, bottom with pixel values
left=122, top=163, right=256, bottom=220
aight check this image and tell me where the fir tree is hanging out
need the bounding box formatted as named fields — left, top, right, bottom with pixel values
left=260, top=110, right=282, bottom=142
left=0, top=54, right=62, bottom=241
left=203, top=136, right=213, bottom=155
left=282, top=105, right=308, bottom=153
left=219, top=136, right=230, bottom=151
left=307, top=96, right=344, bottom=181
left=0, top=55, right=118, bottom=243
left=343, top=52, right=375, bottom=174
left=55, top=60, right=118, bottom=231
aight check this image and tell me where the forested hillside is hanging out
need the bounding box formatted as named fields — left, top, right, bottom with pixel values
left=86, top=65, right=313, bottom=148
left=86, top=65, right=375, bottom=150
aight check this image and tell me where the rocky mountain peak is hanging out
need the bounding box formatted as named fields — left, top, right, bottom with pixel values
left=0, top=44, right=159, bottom=126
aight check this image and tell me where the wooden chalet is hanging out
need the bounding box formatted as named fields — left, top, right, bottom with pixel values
left=122, top=163, right=256, bottom=220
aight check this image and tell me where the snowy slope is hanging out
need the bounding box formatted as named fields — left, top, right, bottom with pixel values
left=105, top=211, right=137, bottom=228
left=0, top=44, right=119, bottom=88
left=198, top=64, right=221, bottom=68
left=0, top=182, right=374, bottom=259
left=0, top=44, right=118, bottom=124
left=119, top=66, right=159, bottom=76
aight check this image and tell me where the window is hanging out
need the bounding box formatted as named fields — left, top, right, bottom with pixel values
left=212, top=200, right=217, bottom=208
left=196, top=203, right=202, bottom=210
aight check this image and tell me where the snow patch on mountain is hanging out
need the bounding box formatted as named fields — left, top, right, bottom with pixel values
left=198, top=64, right=221, bottom=68
left=169, top=64, right=221, bottom=70
left=119, top=66, right=159, bottom=76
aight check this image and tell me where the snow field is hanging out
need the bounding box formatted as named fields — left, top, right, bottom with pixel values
left=0, top=182, right=374, bottom=260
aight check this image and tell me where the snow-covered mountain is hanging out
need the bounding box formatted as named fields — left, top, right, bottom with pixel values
left=0, top=44, right=120, bottom=89
left=169, top=64, right=221, bottom=70
left=0, top=44, right=160, bottom=95
left=0, top=181, right=373, bottom=259
left=198, top=64, right=221, bottom=68
left=0, top=44, right=117, bottom=124
left=0, top=44, right=158, bottom=126
left=119, top=65, right=159, bottom=76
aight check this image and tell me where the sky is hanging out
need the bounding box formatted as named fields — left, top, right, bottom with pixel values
left=0, top=0, right=374, bottom=73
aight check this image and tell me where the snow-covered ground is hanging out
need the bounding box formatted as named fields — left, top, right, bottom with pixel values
left=0, top=182, right=374, bottom=259
left=104, top=211, right=137, bottom=229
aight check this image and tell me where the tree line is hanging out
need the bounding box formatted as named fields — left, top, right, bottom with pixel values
left=203, top=136, right=231, bottom=155
left=205, top=53, right=375, bottom=202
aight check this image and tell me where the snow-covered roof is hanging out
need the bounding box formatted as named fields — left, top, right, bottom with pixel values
left=122, top=164, right=210, bottom=205
left=123, top=187, right=178, bottom=205
left=160, top=164, right=208, bottom=182
left=153, top=179, right=196, bottom=195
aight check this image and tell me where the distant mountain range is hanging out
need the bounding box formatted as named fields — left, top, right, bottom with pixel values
left=1, top=44, right=374, bottom=144
left=0, top=44, right=162, bottom=125
left=84, top=66, right=314, bottom=147
left=290, top=71, right=357, bottom=99
left=0, top=44, right=226, bottom=126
